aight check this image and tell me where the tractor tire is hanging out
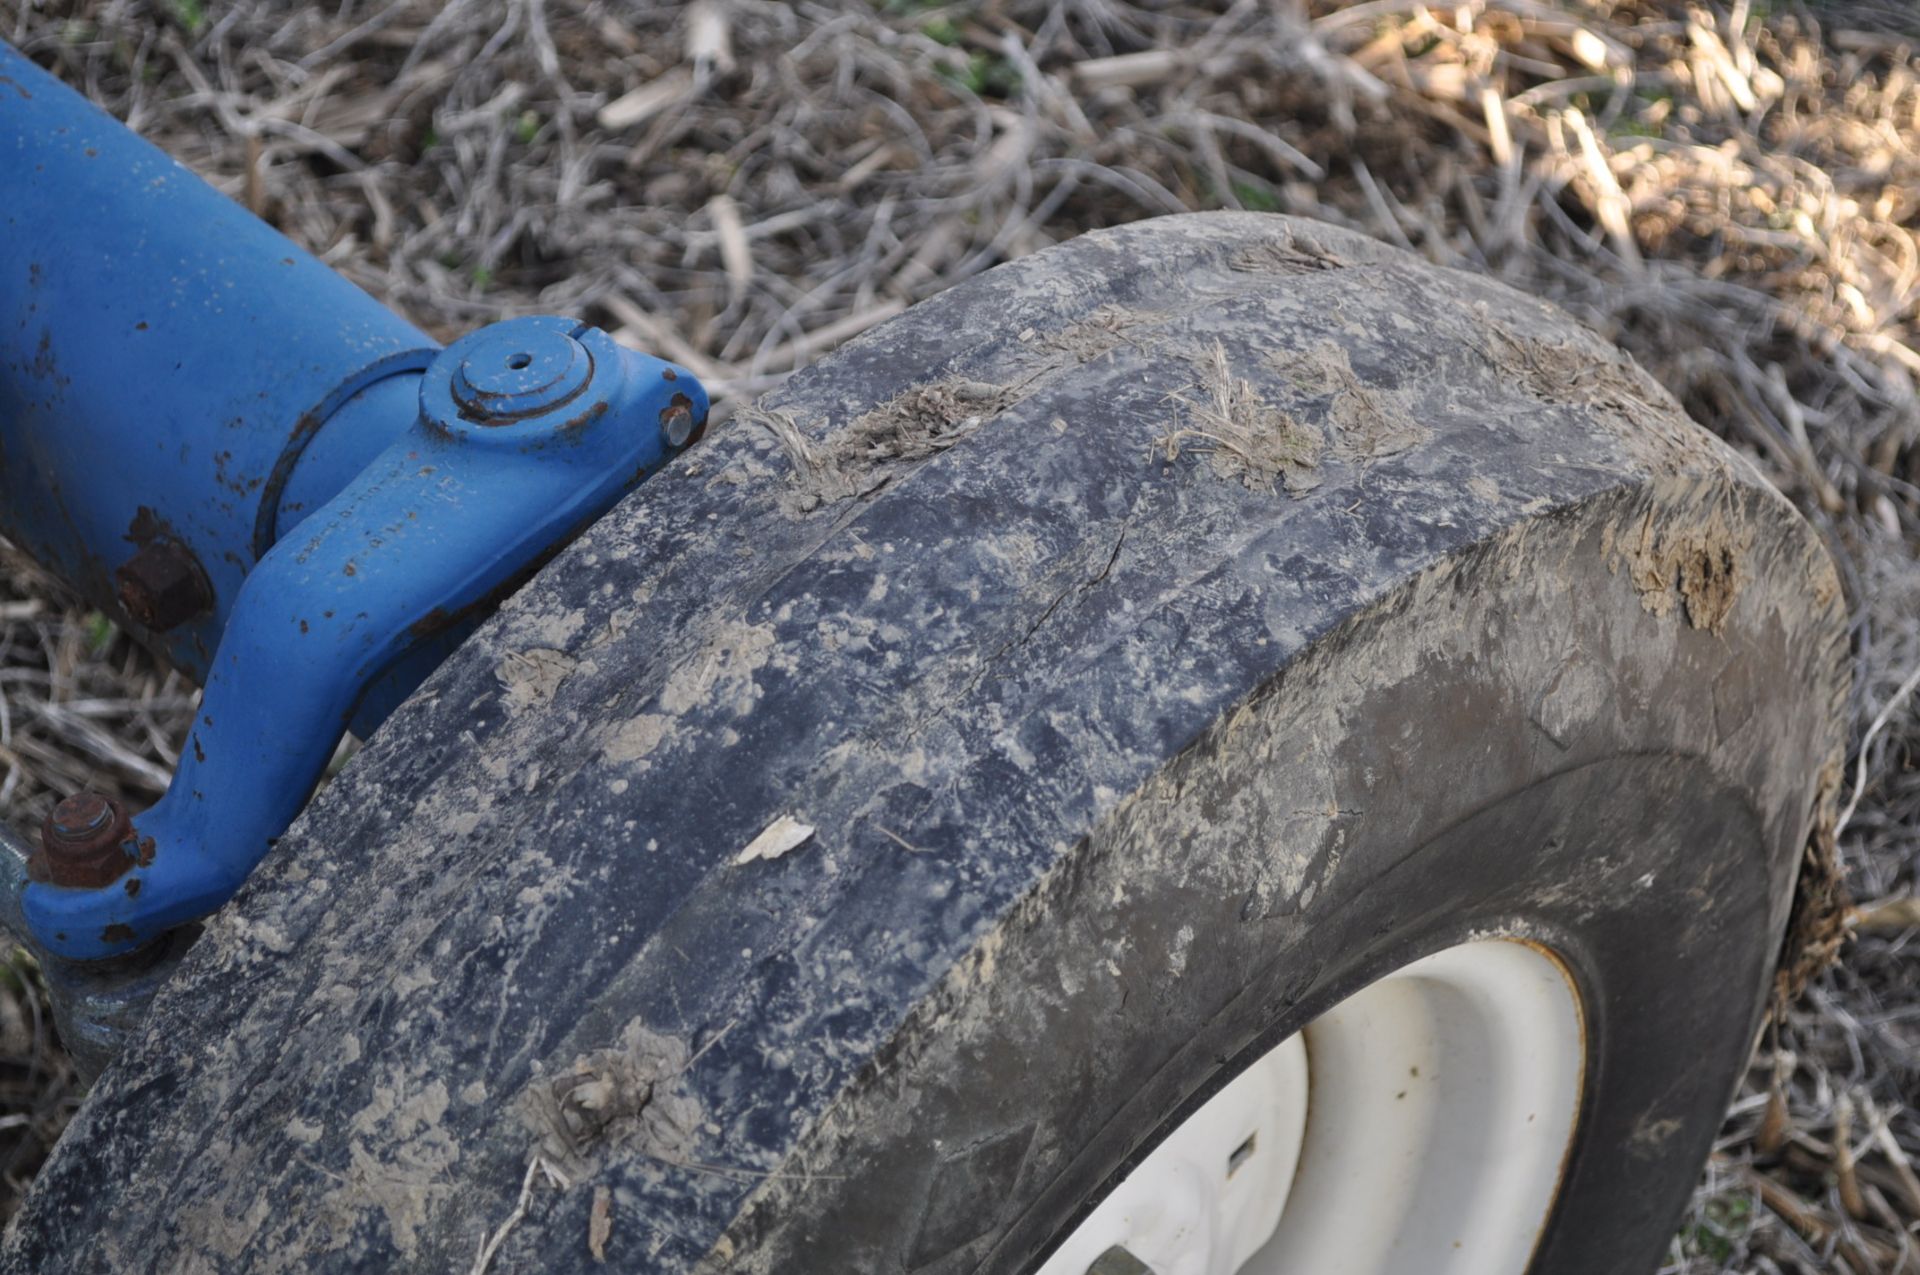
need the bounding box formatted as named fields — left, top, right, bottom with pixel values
left=3, top=213, right=1847, bottom=1275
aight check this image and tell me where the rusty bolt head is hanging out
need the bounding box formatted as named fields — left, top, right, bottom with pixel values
left=34, top=792, right=135, bottom=889
left=114, top=540, right=213, bottom=632
left=659, top=392, right=702, bottom=448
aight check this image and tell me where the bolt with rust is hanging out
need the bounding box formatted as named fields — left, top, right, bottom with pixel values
left=658, top=392, right=701, bottom=448
left=114, top=539, right=213, bottom=633
left=32, top=792, right=136, bottom=889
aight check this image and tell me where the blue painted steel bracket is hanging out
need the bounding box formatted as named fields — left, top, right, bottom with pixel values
left=23, top=319, right=706, bottom=960
left=1, top=44, right=710, bottom=962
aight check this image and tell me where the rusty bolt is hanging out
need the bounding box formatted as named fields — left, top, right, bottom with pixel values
left=114, top=540, right=213, bottom=632
left=34, top=792, right=135, bottom=889
left=659, top=392, right=701, bottom=448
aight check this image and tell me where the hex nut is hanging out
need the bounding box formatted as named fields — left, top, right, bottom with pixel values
left=114, top=540, right=213, bottom=632
left=34, top=792, right=136, bottom=889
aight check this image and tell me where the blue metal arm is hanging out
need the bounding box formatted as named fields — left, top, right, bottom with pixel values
left=0, top=45, right=711, bottom=967
left=1, top=42, right=439, bottom=676
left=24, top=321, right=704, bottom=958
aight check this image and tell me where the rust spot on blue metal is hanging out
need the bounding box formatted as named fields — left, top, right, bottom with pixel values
left=548, top=399, right=609, bottom=441
left=125, top=506, right=168, bottom=546
left=29, top=329, right=55, bottom=379
left=408, top=606, right=454, bottom=640
left=214, top=449, right=244, bottom=496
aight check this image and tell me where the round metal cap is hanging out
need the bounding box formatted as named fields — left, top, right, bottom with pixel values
left=450, top=321, right=593, bottom=423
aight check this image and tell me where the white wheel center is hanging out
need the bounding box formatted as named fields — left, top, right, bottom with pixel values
left=1038, top=939, right=1584, bottom=1275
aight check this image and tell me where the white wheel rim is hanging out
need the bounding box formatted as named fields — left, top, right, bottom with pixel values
left=1037, top=939, right=1585, bottom=1275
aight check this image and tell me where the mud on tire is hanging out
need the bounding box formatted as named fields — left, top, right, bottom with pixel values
left=4, top=214, right=1847, bottom=1275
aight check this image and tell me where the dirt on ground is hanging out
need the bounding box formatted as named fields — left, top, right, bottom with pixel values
left=0, top=1, right=1916, bottom=1270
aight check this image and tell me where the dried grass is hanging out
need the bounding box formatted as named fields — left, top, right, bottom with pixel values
left=1155, top=341, right=1328, bottom=491
left=0, top=543, right=175, bottom=1215
left=0, top=0, right=1916, bottom=1263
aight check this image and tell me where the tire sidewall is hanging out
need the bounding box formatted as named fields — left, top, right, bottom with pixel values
left=713, top=483, right=1833, bottom=1275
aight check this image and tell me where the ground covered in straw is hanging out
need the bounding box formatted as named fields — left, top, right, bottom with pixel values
left=1, top=0, right=1917, bottom=1268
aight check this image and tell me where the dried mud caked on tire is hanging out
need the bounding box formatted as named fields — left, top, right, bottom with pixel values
left=5, top=213, right=1847, bottom=1275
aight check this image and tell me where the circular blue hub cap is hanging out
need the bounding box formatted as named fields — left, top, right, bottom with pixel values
left=450, top=319, right=593, bottom=422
